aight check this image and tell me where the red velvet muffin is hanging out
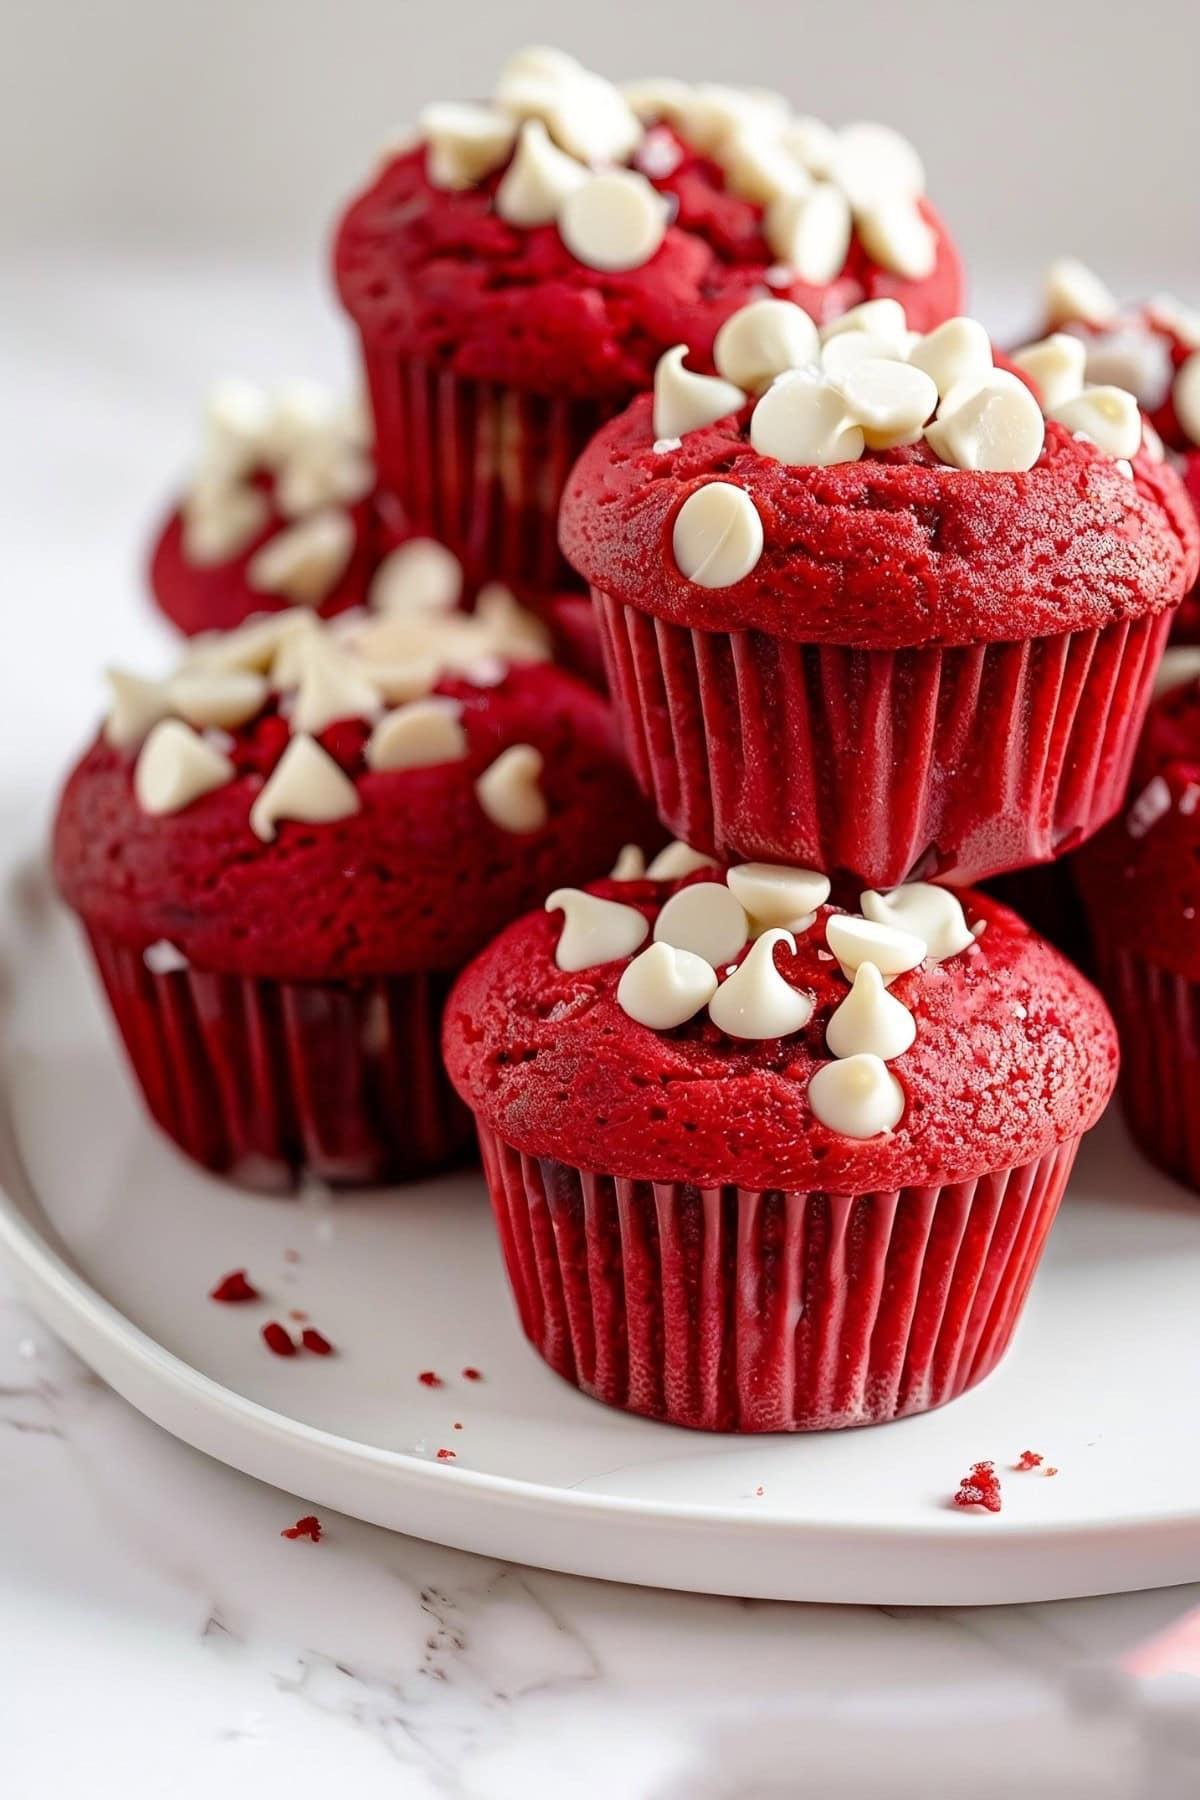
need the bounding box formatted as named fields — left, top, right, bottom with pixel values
left=53, top=601, right=659, bottom=1191
left=560, top=299, right=1199, bottom=886
left=150, top=380, right=377, bottom=635
left=334, top=48, right=963, bottom=595
left=1075, top=654, right=1200, bottom=1191
left=1027, top=262, right=1200, bottom=642
left=445, top=868, right=1117, bottom=1430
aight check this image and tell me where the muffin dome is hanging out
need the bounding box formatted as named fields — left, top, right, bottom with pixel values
left=55, top=604, right=659, bottom=982
left=445, top=875, right=1118, bottom=1193
left=335, top=53, right=964, bottom=404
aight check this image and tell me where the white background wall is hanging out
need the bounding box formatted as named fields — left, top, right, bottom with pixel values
left=4, top=0, right=1198, bottom=307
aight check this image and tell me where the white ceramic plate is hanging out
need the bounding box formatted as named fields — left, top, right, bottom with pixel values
left=4, top=861, right=1200, bottom=1606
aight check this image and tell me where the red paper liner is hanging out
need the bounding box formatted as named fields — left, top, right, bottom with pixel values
left=475, top=1126, right=1081, bottom=1432
left=85, top=928, right=472, bottom=1191
left=592, top=588, right=1171, bottom=886
left=1093, top=945, right=1200, bottom=1193
left=364, top=350, right=610, bottom=594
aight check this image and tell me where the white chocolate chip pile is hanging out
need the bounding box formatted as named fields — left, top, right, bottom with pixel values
left=650, top=296, right=1157, bottom=583
left=405, top=48, right=936, bottom=282
left=104, top=575, right=554, bottom=839
left=1036, top=259, right=1200, bottom=450
left=546, top=861, right=980, bottom=1141
left=179, top=380, right=373, bottom=597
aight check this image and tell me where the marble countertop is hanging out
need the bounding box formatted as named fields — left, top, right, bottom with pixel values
left=4, top=256, right=1200, bottom=1799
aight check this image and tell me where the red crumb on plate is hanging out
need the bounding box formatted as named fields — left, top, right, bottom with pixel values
left=418, top=1370, right=443, bottom=1387
left=462, top=1367, right=483, bottom=1381
left=453, top=1422, right=463, bottom=1430
left=281, top=1515, right=322, bottom=1542
left=288, top=1309, right=309, bottom=1322
left=755, top=1486, right=764, bottom=1497
left=209, top=1270, right=258, bottom=1303
left=436, top=1447, right=457, bottom=1461
left=1045, top=1466, right=1059, bottom=1477
left=1014, top=1450, right=1044, bottom=1471
left=300, top=1327, right=334, bottom=1356
left=283, top=1249, right=301, bottom=1263
left=953, top=1460, right=1002, bottom=1513
left=261, top=1321, right=297, bottom=1357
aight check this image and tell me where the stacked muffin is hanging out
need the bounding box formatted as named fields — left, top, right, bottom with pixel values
left=53, top=48, right=1200, bottom=1433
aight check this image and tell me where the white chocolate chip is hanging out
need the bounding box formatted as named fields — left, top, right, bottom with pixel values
left=475, top=744, right=547, bottom=833
left=617, top=941, right=718, bottom=1031
left=143, top=940, right=189, bottom=975
left=183, top=609, right=318, bottom=677
left=249, top=733, right=360, bottom=841
left=819, top=331, right=900, bottom=380
left=718, top=130, right=811, bottom=207
left=134, top=719, right=235, bottom=816
left=713, top=299, right=820, bottom=395
left=779, top=115, right=838, bottom=177
left=1126, top=775, right=1172, bottom=840
left=825, top=961, right=916, bottom=1061
left=1154, top=647, right=1200, bottom=698
left=531, top=69, right=643, bottom=166
left=924, top=372, right=1045, bottom=474
left=1049, top=386, right=1142, bottom=460
left=1043, top=257, right=1118, bottom=329
left=181, top=480, right=270, bottom=565
left=495, top=119, right=587, bottom=227
left=820, top=299, right=910, bottom=349
left=201, top=377, right=273, bottom=479
left=365, top=698, right=467, bottom=771
left=807, top=1053, right=905, bottom=1137
left=620, top=76, right=693, bottom=126
left=855, top=197, right=936, bottom=281
left=1081, top=328, right=1174, bottom=413
left=825, top=912, right=926, bottom=983
left=275, top=445, right=373, bottom=520
left=654, top=881, right=748, bottom=966
left=833, top=122, right=925, bottom=209
left=907, top=318, right=994, bottom=401
left=558, top=168, right=667, bottom=272
left=420, top=101, right=516, bottom=190
left=726, top=862, right=831, bottom=928
left=838, top=358, right=938, bottom=449
left=546, top=887, right=650, bottom=971
left=610, top=843, right=646, bottom=880
left=1009, top=334, right=1086, bottom=411
left=104, top=669, right=172, bottom=748
left=672, top=482, right=764, bottom=587
left=683, top=83, right=785, bottom=154
left=860, top=882, right=973, bottom=964
left=645, top=841, right=717, bottom=880
left=368, top=538, right=463, bottom=615
left=1147, top=295, right=1200, bottom=353
left=246, top=509, right=356, bottom=606
left=289, top=637, right=382, bottom=735
left=653, top=345, right=745, bottom=440
left=261, top=379, right=340, bottom=463
left=764, top=183, right=852, bottom=286
left=707, top=929, right=813, bottom=1039
left=167, top=670, right=268, bottom=732
left=750, top=372, right=865, bottom=467
left=1174, top=353, right=1200, bottom=446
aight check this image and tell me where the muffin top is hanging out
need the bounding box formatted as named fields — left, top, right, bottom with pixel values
left=1035, top=259, right=1200, bottom=461
left=53, top=600, right=659, bottom=981
left=559, top=298, right=1199, bottom=648
left=150, top=380, right=377, bottom=634
left=444, top=866, right=1117, bottom=1191
left=334, top=48, right=962, bottom=400
left=1076, top=658, right=1200, bottom=981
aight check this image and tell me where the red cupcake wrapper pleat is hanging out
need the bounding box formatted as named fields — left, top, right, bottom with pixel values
left=592, top=588, right=1171, bottom=885
left=85, top=928, right=472, bottom=1191
left=1095, top=945, right=1200, bottom=1193
left=476, top=1126, right=1081, bottom=1432
left=364, top=351, right=609, bottom=594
